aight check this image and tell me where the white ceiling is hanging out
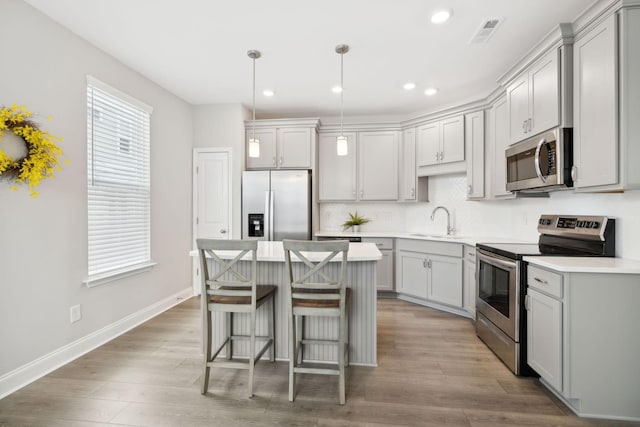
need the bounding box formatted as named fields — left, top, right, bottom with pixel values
left=24, top=0, right=593, bottom=119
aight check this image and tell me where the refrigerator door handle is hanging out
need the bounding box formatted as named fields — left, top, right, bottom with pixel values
left=269, top=190, right=275, bottom=241
left=264, top=190, right=270, bottom=241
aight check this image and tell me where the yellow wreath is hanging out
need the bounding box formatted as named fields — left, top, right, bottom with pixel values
left=0, top=105, right=64, bottom=197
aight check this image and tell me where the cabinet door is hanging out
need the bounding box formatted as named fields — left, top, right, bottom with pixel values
left=530, top=49, right=560, bottom=135
left=277, top=127, right=311, bottom=168
left=573, top=14, right=617, bottom=189
left=465, top=111, right=484, bottom=198
left=246, top=128, right=277, bottom=169
left=492, top=96, right=512, bottom=197
left=527, top=288, right=562, bottom=391
left=318, top=132, right=357, bottom=201
left=427, top=255, right=463, bottom=308
left=401, top=128, right=417, bottom=201
left=507, top=73, right=530, bottom=144
left=358, top=131, right=399, bottom=200
left=396, top=251, right=428, bottom=299
left=440, top=115, right=465, bottom=164
left=463, top=257, right=476, bottom=315
left=417, top=122, right=440, bottom=167
left=377, top=250, right=394, bottom=291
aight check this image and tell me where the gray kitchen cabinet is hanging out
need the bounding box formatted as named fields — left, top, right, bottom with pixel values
left=489, top=95, right=515, bottom=198
left=318, top=132, right=357, bottom=201
left=245, top=120, right=317, bottom=170
left=362, top=237, right=394, bottom=292
left=417, top=115, right=464, bottom=167
left=465, top=111, right=485, bottom=199
left=395, top=239, right=463, bottom=310
left=573, top=8, right=640, bottom=192
left=506, top=48, right=562, bottom=145
left=462, top=245, right=476, bottom=316
left=319, top=130, right=399, bottom=201
left=525, top=261, right=640, bottom=420
left=399, top=127, right=428, bottom=202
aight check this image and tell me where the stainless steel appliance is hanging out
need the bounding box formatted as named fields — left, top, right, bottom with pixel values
left=242, top=170, right=311, bottom=241
left=506, top=128, right=573, bottom=192
left=475, top=215, right=615, bottom=375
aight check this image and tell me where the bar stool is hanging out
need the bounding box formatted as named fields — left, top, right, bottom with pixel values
left=196, top=239, right=276, bottom=398
left=282, top=239, right=350, bottom=405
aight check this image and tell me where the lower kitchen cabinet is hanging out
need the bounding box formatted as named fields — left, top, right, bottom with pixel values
left=525, top=262, right=640, bottom=420
left=462, top=245, right=476, bottom=316
left=362, top=237, right=394, bottom=292
left=395, top=239, right=463, bottom=310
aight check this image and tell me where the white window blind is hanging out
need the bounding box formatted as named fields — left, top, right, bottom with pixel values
left=86, top=76, right=153, bottom=284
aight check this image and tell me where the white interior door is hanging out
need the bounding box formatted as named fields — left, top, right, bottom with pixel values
left=192, top=148, right=232, bottom=294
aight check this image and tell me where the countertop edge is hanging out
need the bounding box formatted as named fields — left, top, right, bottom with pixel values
left=523, top=256, right=640, bottom=274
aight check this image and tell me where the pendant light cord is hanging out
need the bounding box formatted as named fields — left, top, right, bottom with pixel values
left=340, top=51, right=344, bottom=137
left=252, top=55, right=256, bottom=141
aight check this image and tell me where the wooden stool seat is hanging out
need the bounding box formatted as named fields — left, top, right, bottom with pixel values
left=293, top=288, right=352, bottom=308
left=208, top=285, right=277, bottom=305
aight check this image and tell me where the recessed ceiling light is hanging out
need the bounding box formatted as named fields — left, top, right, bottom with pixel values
left=403, top=82, right=416, bottom=90
left=332, top=85, right=343, bottom=94
left=431, top=9, right=452, bottom=24
left=425, top=87, right=438, bottom=96
left=263, top=89, right=275, bottom=97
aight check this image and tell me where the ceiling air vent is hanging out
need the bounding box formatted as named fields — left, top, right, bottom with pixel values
left=469, top=18, right=504, bottom=44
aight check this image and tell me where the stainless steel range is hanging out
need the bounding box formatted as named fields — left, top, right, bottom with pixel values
left=475, top=214, right=615, bottom=375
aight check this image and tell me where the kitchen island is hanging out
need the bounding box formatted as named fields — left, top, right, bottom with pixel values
left=192, top=241, right=382, bottom=366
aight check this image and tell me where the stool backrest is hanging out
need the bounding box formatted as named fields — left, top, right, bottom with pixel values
left=282, top=239, right=349, bottom=306
left=197, top=239, right=258, bottom=306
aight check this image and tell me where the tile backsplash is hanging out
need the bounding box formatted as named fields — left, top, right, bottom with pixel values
left=319, top=173, right=640, bottom=260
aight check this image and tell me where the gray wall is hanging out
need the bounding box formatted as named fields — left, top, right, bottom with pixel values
left=0, top=0, right=193, bottom=376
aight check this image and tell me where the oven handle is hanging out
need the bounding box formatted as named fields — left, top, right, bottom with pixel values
left=534, top=137, right=548, bottom=183
left=477, top=249, right=517, bottom=271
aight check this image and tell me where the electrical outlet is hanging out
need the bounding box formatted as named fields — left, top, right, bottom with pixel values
left=70, top=304, right=82, bottom=323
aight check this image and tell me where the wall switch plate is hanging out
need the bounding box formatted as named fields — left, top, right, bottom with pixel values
left=70, top=304, right=82, bottom=323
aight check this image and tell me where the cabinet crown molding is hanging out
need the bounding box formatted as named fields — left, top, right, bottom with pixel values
left=244, top=118, right=320, bottom=130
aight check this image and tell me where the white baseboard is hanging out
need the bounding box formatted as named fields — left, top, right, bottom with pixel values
left=0, top=287, right=194, bottom=399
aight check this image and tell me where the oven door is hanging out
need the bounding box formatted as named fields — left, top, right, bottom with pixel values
left=476, top=249, right=519, bottom=341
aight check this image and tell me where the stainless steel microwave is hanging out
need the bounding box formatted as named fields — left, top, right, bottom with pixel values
left=505, top=128, right=573, bottom=192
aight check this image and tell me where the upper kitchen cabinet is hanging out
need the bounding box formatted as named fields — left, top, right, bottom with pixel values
left=465, top=111, right=485, bottom=199
left=245, top=118, right=319, bottom=170
left=502, top=25, right=573, bottom=145
left=318, top=132, right=357, bottom=201
left=417, top=115, right=465, bottom=176
left=319, top=130, right=399, bottom=201
left=573, top=7, right=640, bottom=192
left=399, top=127, right=428, bottom=202
left=489, top=95, right=515, bottom=198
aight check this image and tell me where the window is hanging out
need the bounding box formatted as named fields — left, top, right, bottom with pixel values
left=85, top=76, right=154, bottom=286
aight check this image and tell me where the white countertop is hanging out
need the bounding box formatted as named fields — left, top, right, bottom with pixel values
left=190, top=241, right=382, bottom=262
left=316, top=230, right=529, bottom=246
left=524, top=256, right=640, bottom=274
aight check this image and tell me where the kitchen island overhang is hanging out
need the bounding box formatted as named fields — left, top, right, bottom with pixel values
left=190, top=241, right=382, bottom=366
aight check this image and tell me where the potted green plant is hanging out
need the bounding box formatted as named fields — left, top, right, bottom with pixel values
left=342, top=211, right=371, bottom=232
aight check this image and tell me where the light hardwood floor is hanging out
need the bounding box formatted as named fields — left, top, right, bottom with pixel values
left=1, top=297, right=638, bottom=427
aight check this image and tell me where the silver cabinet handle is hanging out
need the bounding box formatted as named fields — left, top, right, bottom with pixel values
left=220, top=229, right=227, bottom=234
left=410, top=188, right=415, bottom=197
left=440, top=151, right=444, bottom=161
left=571, top=165, right=577, bottom=182
left=272, top=157, right=276, bottom=166
left=360, top=190, right=364, bottom=198
left=523, top=120, right=527, bottom=132
left=423, top=260, right=428, bottom=268
left=427, top=259, right=432, bottom=269
left=533, top=277, right=548, bottom=285
left=352, top=190, right=356, bottom=197
left=528, top=118, right=532, bottom=132
left=280, top=156, right=283, bottom=166
left=525, top=295, right=531, bottom=311
left=467, top=184, right=472, bottom=194
left=435, top=152, right=439, bottom=161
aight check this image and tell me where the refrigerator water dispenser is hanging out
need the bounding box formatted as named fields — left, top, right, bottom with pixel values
left=247, top=213, right=264, bottom=237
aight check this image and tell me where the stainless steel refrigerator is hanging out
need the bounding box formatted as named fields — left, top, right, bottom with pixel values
left=242, top=170, right=311, bottom=241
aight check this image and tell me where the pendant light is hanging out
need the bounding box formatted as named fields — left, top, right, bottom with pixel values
left=335, top=44, right=349, bottom=156
left=248, top=49, right=261, bottom=158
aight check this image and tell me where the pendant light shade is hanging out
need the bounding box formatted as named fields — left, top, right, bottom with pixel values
left=335, top=44, right=349, bottom=156
left=248, top=49, right=261, bottom=158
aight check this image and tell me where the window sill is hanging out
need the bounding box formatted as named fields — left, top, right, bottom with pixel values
left=83, top=261, right=157, bottom=288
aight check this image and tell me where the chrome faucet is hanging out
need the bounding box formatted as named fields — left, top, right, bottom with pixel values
left=430, top=206, right=454, bottom=236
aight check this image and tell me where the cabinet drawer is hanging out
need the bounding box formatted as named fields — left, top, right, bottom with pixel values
left=464, top=245, right=476, bottom=262
left=397, top=239, right=462, bottom=258
left=527, top=265, right=563, bottom=298
left=362, top=237, right=394, bottom=250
